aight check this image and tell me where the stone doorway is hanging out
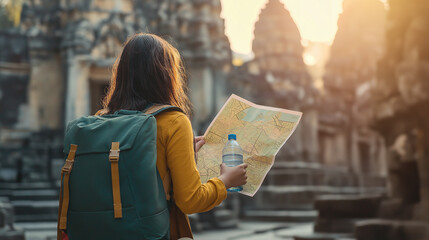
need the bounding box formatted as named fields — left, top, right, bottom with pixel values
left=90, top=79, right=109, bottom=115
left=89, top=66, right=111, bottom=115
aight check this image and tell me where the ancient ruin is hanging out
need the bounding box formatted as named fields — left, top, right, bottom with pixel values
left=1, top=0, right=428, bottom=239
left=229, top=0, right=318, bottom=163
left=355, top=0, right=429, bottom=238
left=0, top=0, right=233, bottom=235
left=226, top=1, right=387, bottom=230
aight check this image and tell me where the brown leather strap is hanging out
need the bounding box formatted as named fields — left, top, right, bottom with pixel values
left=58, top=144, right=77, bottom=234
left=163, top=170, right=193, bottom=239
left=169, top=202, right=193, bottom=240
left=144, top=104, right=171, bottom=115
left=109, top=142, right=122, bottom=218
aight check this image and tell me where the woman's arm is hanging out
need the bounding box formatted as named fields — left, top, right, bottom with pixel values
left=166, top=114, right=227, bottom=214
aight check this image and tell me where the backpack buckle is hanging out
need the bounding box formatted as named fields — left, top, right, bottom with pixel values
left=109, top=149, right=120, bottom=162
left=61, top=160, right=74, bottom=173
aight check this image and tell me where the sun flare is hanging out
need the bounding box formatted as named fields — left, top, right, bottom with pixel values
left=220, top=0, right=344, bottom=55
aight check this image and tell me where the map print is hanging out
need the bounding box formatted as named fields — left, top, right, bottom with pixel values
left=197, top=94, right=302, bottom=196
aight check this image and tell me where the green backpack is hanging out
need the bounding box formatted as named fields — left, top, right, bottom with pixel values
left=57, top=105, right=181, bottom=240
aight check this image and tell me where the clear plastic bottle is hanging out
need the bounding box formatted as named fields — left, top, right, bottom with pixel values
left=222, top=134, right=244, bottom=192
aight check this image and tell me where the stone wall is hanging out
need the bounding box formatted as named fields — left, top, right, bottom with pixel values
left=371, top=0, right=429, bottom=222
left=0, top=32, right=30, bottom=130
left=321, top=0, right=387, bottom=175
left=5, top=0, right=232, bottom=133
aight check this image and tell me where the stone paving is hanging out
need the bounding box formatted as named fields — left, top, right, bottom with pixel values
left=15, top=221, right=314, bottom=240
left=194, top=222, right=313, bottom=240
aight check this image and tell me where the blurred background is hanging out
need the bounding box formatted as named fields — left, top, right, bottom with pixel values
left=0, top=0, right=428, bottom=239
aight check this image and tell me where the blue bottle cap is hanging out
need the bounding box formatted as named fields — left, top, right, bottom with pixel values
left=228, top=134, right=236, bottom=140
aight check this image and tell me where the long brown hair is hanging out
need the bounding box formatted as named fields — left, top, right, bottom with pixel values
left=99, top=33, right=191, bottom=115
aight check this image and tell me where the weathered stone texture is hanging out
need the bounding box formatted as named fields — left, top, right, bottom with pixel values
left=0, top=0, right=234, bottom=231
left=320, top=0, right=387, bottom=175
left=2, top=0, right=231, bottom=132
left=370, top=0, right=429, bottom=223
left=355, top=219, right=429, bottom=240
left=253, top=0, right=303, bottom=73
left=0, top=33, right=30, bottom=129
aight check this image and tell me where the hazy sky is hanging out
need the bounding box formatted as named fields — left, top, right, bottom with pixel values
left=220, top=0, right=345, bottom=54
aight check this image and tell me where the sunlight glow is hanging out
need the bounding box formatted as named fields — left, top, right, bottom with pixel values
left=304, top=53, right=317, bottom=66
left=220, top=0, right=344, bottom=55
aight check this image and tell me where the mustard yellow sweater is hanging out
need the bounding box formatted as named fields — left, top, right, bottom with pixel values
left=154, top=111, right=227, bottom=214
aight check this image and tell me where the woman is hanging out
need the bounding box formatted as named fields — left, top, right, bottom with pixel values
left=99, top=33, right=248, bottom=238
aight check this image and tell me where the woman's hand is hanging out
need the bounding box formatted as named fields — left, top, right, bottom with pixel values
left=218, top=163, right=248, bottom=189
left=195, top=136, right=205, bottom=152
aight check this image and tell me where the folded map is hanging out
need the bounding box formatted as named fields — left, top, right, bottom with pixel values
left=197, top=94, right=302, bottom=196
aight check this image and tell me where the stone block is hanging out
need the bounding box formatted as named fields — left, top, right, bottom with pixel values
left=266, top=169, right=312, bottom=186
left=358, top=176, right=386, bottom=188
left=312, top=172, right=356, bottom=187
left=377, top=198, right=414, bottom=219
left=314, top=195, right=383, bottom=218
left=355, top=219, right=429, bottom=240
left=314, top=217, right=364, bottom=233
left=243, top=209, right=317, bottom=222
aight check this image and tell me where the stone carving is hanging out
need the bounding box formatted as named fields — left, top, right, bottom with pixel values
left=92, top=16, right=133, bottom=60
left=352, top=0, right=429, bottom=238
left=0, top=0, right=233, bottom=232
left=62, top=19, right=95, bottom=54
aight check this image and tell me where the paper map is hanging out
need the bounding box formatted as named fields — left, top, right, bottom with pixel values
left=197, top=94, right=302, bottom=196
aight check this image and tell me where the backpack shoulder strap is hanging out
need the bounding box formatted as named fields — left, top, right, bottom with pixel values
left=57, top=144, right=78, bottom=240
left=144, top=104, right=183, bottom=116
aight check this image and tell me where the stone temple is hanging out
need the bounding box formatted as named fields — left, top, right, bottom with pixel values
left=228, top=0, right=387, bottom=227
left=1, top=0, right=231, bottom=136
left=1, top=0, right=428, bottom=239
left=0, top=0, right=234, bottom=235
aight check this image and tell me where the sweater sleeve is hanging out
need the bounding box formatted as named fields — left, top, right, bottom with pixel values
left=165, top=114, right=227, bottom=214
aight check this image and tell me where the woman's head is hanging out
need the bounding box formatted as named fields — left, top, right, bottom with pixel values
left=101, top=33, right=191, bottom=115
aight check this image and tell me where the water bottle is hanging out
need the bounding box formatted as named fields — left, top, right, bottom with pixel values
left=222, top=134, right=244, bottom=192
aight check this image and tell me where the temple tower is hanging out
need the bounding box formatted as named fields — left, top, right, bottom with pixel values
left=251, top=0, right=318, bottom=162
left=252, top=0, right=304, bottom=74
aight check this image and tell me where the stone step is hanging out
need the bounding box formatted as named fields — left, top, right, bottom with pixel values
left=198, top=204, right=239, bottom=230
left=0, top=182, right=57, bottom=190
left=242, top=186, right=386, bottom=211
left=0, top=228, right=26, bottom=240
left=15, top=222, right=57, bottom=240
left=12, top=200, right=58, bottom=222
left=293, top=233, right=354, bottom=240
left=267, top=169, right=357, bottom=187
left=267, top=169, right=386, bottom=188
left=273, top=161, right=323, bottom=170
left=355, top=219, right=429, bottom=240
left=15, top=221, right=57, bottom=231
left=314, top=217, right=367, bottom=233
left=315, top=194, right=383, bottom=218
left=0, top=189, right=59, bottom=201
left=243, top=209, right=317, bottom=222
